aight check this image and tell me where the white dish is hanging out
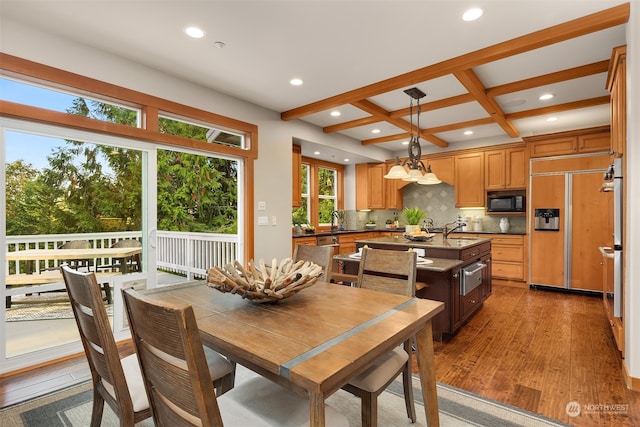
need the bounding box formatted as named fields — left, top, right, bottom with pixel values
left=417, top=257, right=434, bottom=265
left=348, top=253, right=362, bottom=259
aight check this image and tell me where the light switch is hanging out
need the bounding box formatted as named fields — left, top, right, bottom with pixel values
left=258, top=201, right=266, bottom=211
left=258, top=216, right=268, bottom=225
left=272, top=216, right=277, bottom=226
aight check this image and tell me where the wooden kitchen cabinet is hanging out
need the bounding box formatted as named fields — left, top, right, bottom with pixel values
left=527, top=127, right=610, bottom=158
left=454, top=152, right=484, bottom=207
left=425, top=156, right=454, bottom=185
left=456, top=233, right=527, bottom=286
left=292, top=144, right=302, bottom=207
left=607, top=45, right=626, bottom=157
left=384, top=163, right=403, bottom=210
left=356, top=163, right=386, bottom=210
left=291, top=235, right=317, bottom=254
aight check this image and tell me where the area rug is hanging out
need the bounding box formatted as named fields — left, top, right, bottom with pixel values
left=0, top=366, right=569, bottom=427
left=5, top=294, right=112, bottom=322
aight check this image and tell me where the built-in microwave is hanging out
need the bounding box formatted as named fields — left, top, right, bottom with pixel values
left=487, top=194, right=525, bottom=213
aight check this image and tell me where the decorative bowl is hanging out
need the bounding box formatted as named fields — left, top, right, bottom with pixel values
left=403, top=233, right=435, bottom=241
left=206, top=258, right=323, bottom=303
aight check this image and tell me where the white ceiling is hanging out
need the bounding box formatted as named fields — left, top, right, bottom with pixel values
left=0, top=0, right=629, bottom=163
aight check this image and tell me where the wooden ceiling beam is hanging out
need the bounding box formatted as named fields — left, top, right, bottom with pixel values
left=506, top=96, right=610, bottom=120
left=454, top=69, right=520, bottom=138
left=323, top=116, right=379, bottom=133
left=280, top=3, right=628, bottom=121
left=361, top=131, right=448, bottom=148
left=486, top=60, right=610, bottom=97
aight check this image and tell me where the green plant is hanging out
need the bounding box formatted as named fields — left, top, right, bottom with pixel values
left=366, top=220, right=376, bottom=224
left=402, top=207, right=425, bottom=225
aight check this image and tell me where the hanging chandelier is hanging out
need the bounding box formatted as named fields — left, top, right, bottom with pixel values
left=384, top=87, right=441, bottom=185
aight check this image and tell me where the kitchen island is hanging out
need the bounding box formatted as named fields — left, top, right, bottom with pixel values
left=339, top=235, right=492, bottom=338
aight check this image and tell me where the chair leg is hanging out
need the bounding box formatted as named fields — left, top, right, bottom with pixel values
left=403, top=339, right=417, bottom=423
left=214, top=369, right=236, bottom=396
left=89, top=391, right=105, bottom=427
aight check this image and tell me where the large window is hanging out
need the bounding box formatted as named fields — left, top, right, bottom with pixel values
left=293, top=158, right=343, bottom=230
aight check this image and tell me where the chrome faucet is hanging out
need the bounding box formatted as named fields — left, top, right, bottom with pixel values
left=330, top=210, right=341, bottom=231
left=443, top=221, right=466, bottom=239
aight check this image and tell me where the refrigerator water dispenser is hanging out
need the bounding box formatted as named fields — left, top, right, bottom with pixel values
left=535, top=208, right=560, bottom=231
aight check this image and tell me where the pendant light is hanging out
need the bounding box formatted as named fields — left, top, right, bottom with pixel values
left=383, top=87, right=440, bottom=185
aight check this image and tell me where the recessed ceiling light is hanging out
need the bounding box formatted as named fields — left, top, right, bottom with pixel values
left=462, top=8, right=483, bottom=21
left=371, top=129, right=381, bottom=134
left=402, top=141, right=410, bottom=145
left=313, top=151, right=320, bottom=155
left=539, top=93, right=555, bottom=101
left=290, top=78, right=303, bottom=86
left=344, top=158, right=350, bottom=162
left=547, top=117, right=558, bottom=122
left=330, top=110, right=341, bottom=117
left=464, top=130, right=474, bottom=136
left=185, top=26, right=205, bottom=38
left=213, top=41, right=226, bottom=48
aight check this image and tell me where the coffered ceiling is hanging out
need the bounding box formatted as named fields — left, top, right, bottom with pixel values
left=0, top=1, right=630, bottom=163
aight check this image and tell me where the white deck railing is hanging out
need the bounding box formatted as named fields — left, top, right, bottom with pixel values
left=5, top=231, right=239, bottom=280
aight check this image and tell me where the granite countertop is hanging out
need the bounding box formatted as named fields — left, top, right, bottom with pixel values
left=334, top=252, right=463, bottom=273
left=293, top=229, right=525, bottom=238
left=355, top=235, right=492, bottom=250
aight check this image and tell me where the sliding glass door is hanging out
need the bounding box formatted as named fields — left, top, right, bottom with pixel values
left=1, top=118, right=243, bottom=373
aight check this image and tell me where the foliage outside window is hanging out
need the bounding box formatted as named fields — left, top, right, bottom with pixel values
left=292, top=158, right=343, bottom=230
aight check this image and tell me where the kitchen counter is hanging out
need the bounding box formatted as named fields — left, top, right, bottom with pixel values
left=356, top=235, right=492, bottom=251
left=333, top=252, right=463, bottom=273
left=292, top=229, right=525, bottom=238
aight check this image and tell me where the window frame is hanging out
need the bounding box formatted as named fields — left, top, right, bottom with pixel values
left=301, top=157, right=344, bottom=231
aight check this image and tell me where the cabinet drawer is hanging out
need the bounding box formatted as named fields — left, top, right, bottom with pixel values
left=461, top=287, right=481, bottom=319
left=491, top=235, right=523, bottom=245
left=492, top=261, right=524, bottom=280
left=492, top=244, right=523, bottom=262
left=460, top=242, right=491, bottom=261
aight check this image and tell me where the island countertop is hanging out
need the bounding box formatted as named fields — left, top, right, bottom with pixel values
left=334, top=252, right=463, bottom=273
left=355, top=235, right=492, bottom=250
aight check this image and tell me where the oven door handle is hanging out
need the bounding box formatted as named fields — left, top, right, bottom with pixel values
left=463, top=263, right=486, bottom=276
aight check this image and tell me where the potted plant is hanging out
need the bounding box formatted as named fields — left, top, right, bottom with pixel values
left=385, top=218, right=395, bottom=229
left=365, top=219, right=376, bottom=229
left=402, top=208, right=425, bottom=234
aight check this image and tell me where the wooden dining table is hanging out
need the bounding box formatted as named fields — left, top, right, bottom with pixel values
left=141, top=281, right=444, bottom=427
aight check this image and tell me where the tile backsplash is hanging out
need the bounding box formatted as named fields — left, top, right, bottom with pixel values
left=351, top=181, right=527, bottom=233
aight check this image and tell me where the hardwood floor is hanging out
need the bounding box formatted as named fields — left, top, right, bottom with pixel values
left=2, top=285, right=638, bottom=426
left=414, top=285, right=640, bottom=427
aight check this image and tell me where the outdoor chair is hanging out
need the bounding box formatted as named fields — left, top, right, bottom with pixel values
left=122, top=287, right=349, bottom=427
left=96, top=239, right=142, bottom=273
left=342, top=247, right=418, bottom=426
left=61, top=267, right=236, bottom=427
left=58, top=239, right=92, bottom=271
left=293, top=243, right=335, bottom=282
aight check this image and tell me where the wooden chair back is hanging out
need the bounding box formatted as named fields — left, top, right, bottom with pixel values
left=122, top=287, right=224, bottom=426
left=60, top=265, right=149, bottom=425
left=357, top=248, right=417, bottom=296
left=293, top=244, right=335, bottom=282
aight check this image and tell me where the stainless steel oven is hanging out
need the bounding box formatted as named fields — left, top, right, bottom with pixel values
left=601, top=157, right=623, bottom=317
left=460, top=262, right=486, bottom=296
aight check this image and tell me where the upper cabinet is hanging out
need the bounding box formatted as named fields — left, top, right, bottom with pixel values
left=292, top=144, right=302, bottom=207
left=384, top=163, right=403, bottom=210
left=484, top=147, right=527, bottom=190
left=356, top=163, right=386, bottom=210
left=454, top=152, right=484, bottom=207
left=607, top=45, right=626, bottom=157
left=425, top=156, right=454, bottom=185
left=526, top=127, right=610, bottom=158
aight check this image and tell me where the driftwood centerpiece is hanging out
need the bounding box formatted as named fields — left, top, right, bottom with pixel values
left=206, top=258, right=323, bottom=303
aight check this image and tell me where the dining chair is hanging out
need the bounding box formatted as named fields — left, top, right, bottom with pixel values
left=61, top=267, right=237, bottom=427
left=293, top=243, right=335, bottom=282
left=342, top=247, right=418, bottom=427
left=122, top=287, right=349, bottom=427
left=61, top=265, right=151, bottom=427
left=96, top=239, right=142, bottom=273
